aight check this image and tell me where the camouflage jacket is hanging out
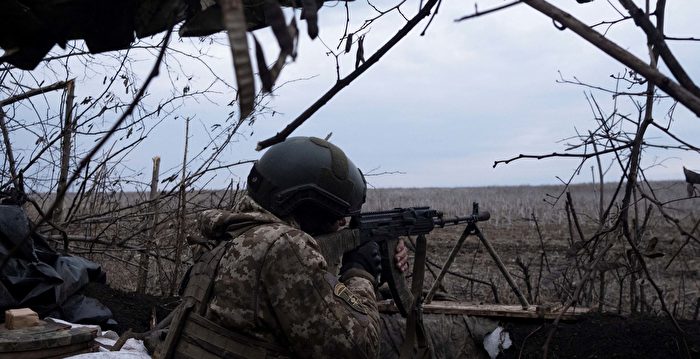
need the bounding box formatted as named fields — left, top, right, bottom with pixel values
left=192, top=196, right=380, bottom=358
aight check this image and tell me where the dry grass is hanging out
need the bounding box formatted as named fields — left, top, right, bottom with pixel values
left=373, top=181, right=699, bottom=319
left=26, top=180, right=700, bottom=318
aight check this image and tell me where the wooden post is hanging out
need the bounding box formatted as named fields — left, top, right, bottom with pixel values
left=598, top=270, right=606, bottom=312
left=629, top=252, right=638, bottom=314
left=137, top=157, right=160, bottom=294
left=616, top=275, right=624, bottom=314
left=639, top=281, right=647, bottom=314
left=55, top=80, right=75, bottom=252
left=172, top=118, right=190, bottom=295
left=149, top=157, right=169, bottom=296
left=1, top=80, right=73, bottom=193
left=0, top=109, right=22, bottom=192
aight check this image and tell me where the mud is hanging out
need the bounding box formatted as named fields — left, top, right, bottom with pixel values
left=85, top=283, right=700, bottom=358
left=84, top=282, right=179, bottom=334
left=503, top=313, right=700, bottom=359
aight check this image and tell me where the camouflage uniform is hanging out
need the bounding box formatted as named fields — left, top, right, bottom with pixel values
left=190, top=196, right=380, bottom=358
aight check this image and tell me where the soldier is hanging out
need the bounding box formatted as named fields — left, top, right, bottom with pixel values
left=154, top=136, right=408, bottom=359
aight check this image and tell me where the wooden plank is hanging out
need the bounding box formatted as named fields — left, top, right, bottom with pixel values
left=0, top=321, right=68, bottom=336
left=377, top=300, right=589, bottom=320
left=0, top=341, right=95, bottom=359
left=0, top=323, right=97, bottom=352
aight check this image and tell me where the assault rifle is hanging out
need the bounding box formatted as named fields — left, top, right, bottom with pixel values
left=316, top=204, right=490, bottom=317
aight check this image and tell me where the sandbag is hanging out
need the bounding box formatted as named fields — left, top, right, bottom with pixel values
left=379, top=313, right=498, bottom=359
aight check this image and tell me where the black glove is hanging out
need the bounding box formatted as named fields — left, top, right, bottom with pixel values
left=340, top=241, right=382, bottom=282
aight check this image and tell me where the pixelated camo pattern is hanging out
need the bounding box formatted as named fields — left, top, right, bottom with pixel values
left=195, top=196, right=380, bottom=358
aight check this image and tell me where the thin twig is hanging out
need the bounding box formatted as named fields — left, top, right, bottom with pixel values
left=455, top=0, right=522, bottom=22
left=617, top=0, right=700, bottom=98
left=256, top=0, right=441, bottom=150
left=522, top=0, right=700, bottom=116
left=542, top=243, right=613, bottom=359
left=493, top=143, right=633, bottom=168
left=0, top=81, right=70, bottom=107
left=0, top=28, right=174, bottom=271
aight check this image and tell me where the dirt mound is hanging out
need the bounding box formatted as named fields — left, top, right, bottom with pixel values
left=503, top=313, right=700, bottom=359
left=85, top=283, right=700, bottom=358
left=83, top=282, right=179, bottom=334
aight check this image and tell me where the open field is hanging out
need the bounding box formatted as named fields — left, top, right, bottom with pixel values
left=34, top=180, right=698, bottom=320
left=365, top=182, right=699, bottom=319
left=18, top=180, right=700, bottom=357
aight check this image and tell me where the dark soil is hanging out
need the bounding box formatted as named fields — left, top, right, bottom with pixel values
left=502, top=313, right=700, bottom=359
left=86, top=283, right=700, bottom=358
left=84, top=282, right=179, bottom=334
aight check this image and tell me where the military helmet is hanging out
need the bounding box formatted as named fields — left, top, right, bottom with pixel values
left=247, top=137, right=367, bottom=218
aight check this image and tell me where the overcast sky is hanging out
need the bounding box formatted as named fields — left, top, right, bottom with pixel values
left=4, top=0, right=700, bottom=189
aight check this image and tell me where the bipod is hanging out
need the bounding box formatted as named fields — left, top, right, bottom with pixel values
left=424, top=203, right=530, bottom=310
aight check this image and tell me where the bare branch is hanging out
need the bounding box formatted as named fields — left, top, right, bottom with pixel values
left=617, top=0, right=700, bottom=98
left=454, top=0, right=522, bottom=22
left=493, top=143, right=633, bottom=168
left=522, top=0, right=700, bottom=117
left=256, top=0, right=441, bottom=151
left=0, top=27, right=174, bottom=271
left=0, top=80, right=70, bottom=107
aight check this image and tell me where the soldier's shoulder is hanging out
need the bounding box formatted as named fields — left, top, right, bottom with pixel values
left=249, top=221, right=303, bottom=237
left=250, top=223, right=323, bottom=263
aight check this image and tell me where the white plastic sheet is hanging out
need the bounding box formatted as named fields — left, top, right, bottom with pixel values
left=483, top=326, right=512, bottom=359
left=47, top=318, right=151, bottom=359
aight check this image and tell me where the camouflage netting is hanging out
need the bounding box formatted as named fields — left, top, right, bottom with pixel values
left=0, top=0, right=337, bottom=70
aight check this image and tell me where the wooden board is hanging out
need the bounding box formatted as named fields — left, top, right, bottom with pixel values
left=0, top=321, right=97, bottom=353
left=0, top=341, right=94, bottom=359
left=378, top=300, right=590, bottom=320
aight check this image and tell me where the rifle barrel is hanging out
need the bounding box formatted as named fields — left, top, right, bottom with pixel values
left=434, top=211, right=490, bottom=227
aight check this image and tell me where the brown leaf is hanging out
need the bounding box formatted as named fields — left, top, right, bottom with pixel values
left=355, top=35, right=365, bottom=70
left=289, top=17, right=299, bottom=59
left=644, top=237, right=658, bottom=252
left=301, top=0, right=319, bottom=39
left=565, top=241, right=586, bottom=258
left=269, top=19, right=299, bottom=82
left=344, top=33, right=353, bottom=53
left=264, top=0, right=293, bottom=55
left=253, top=35, right=273, bottom=93
left=642, top=252, right=665, bottom=259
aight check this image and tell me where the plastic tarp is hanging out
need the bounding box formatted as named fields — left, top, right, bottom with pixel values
left=0, top=204, right=113, bottom=325
left=45, top=318, right=151, bottom=359
left=76, top=313, right=506, bottom=358
left=379, top=313, right=500, bottom=359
